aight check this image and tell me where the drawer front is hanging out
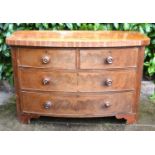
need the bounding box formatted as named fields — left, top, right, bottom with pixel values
left=21, top=91, right=133, bottom=116
left=19, top=69, right=77, bottom=92
left=18, top=48, right=76, bottom=69
left=80, top=48, right=138, bottom=69
left=78, top=70, right=136, bottom=92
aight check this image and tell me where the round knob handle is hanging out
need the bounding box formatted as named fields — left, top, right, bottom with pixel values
left=42, top=77, right=50, bottom=85
left=104, top=101, right=111, bottom=108
left=105, top=79, right=112, bottom=86
left=42, top=56, right=50, bottom=64
left=106, top=56, right=113, bottom=64
left=44, top=101, right=52, bottom=109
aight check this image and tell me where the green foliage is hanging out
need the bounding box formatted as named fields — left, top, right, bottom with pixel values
left=149, top=93, right=155, bottom=101
left=0, top=23, right=155, bottom=85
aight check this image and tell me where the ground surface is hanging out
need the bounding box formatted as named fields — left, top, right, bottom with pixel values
left=0, top=81, right=155, bottom=131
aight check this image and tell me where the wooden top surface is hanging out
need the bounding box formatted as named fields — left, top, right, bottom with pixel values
left=6, top=30, right=150, bottom=47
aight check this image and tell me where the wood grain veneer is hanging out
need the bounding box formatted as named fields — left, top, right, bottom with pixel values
left=6, top=31, right=150, bottom=47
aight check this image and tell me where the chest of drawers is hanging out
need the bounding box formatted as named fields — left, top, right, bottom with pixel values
left=6, top=31, right=150, bottom=124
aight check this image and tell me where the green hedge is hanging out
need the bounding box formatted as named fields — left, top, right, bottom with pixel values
left=0, top=23, right=155, bottom=85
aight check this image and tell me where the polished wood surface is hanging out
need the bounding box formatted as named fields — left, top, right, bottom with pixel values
left=21, top=91, right=133, bottom=117
left=78, top=70, right=136, bottom=92
left=18, top=47, right=76, bottom=69
left=6, top=30, right=150, bottom=47
left=6, top=30, right=150, bottom=124
left=19, top=68, right=77, bottom=92
left=19, top=69, right=136, bottom=92
left=80, top=47, right=138, bottom=69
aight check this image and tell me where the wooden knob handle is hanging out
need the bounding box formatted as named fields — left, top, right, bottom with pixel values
left=106, top=56, right=113, bottom=64
left=44, top=101, right=52, bottom=109
left=105, top=79, right=112, bottom=86
left=42, top=56, right=50, bottom=64
left=104, top=101, right=111, bottom=108
left=42, top=77, right=50, bottom=85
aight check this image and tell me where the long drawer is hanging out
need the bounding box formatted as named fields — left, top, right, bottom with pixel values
left=19, top=69, right=136, bottom=92
left=21, top=91, right=133, bottom=117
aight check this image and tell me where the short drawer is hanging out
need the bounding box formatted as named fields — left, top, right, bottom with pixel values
left=19, top=69, right=77, bottom=92
left=78, top=70, right=136, bottom=92
left=21, top=91, right=133, bottom=116
left=18, top=48, right=76, bottom=69
left=80, top=48, right=138, bottom=69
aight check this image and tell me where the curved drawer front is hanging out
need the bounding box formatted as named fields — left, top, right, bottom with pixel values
left=19, top=69, right=77, bottom=92
left=21, top=91, right=133, bottom=116
left=19, top=69, right=136, bottom=92
left=18, top=48, right=76, bottom=69
left=80, top=48, right=138, bottom=69
left=78, top=70, right=136, bottom=92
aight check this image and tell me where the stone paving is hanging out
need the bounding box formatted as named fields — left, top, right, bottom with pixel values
left=0, top=81, right=155, bottom=131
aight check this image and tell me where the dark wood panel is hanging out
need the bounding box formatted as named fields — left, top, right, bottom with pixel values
left=21, top=91, right=133, bottom=117
left=18, top=48, right=76, bottom=69
left=80, top=48, right=138, bottom=69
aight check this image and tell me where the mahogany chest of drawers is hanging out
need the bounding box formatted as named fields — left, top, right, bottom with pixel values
left=6, top=31, right=150, bottom=124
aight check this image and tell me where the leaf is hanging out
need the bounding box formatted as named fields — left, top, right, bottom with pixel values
left=0, top=37, right=3, bottom=44
left=149, top=94, right=155, bottom=101
left=3, top=50, right=10, bottom=57
left=148, top=66, right=155, bottom=76
left=106, top=24, right=113, bottom=30
left=113, top=23, right=119, bottom=29
left=3, top=24, right=9, bottom=30
left=8, top=24, right=14, bottom=31
left=149, top=32, right=155, bottom=37
left=97, top=24, right=104, bottom=30
left=76, top=23, right=81, bottom=27
left=151, top=39, right=155, bottom=44
left=94, top=23, right=100, bottom=30
left=144, top=62, right=150, bottom=66
left=0, top=64, right=3, bottom=71
left=35, top=23, right=41, bottom=28
left=66, top=23, right=73, bottom=30
left=42, top=23, right=49, bottom=29
left=152, top=56, right=155, bottom=65
left=87, top=24, right=94, bottom=30
left=145, top=24, right=151, bottom=33
left=123, top=23, right=130, bottom=30
left=139, top=26, right=145, bottom=34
